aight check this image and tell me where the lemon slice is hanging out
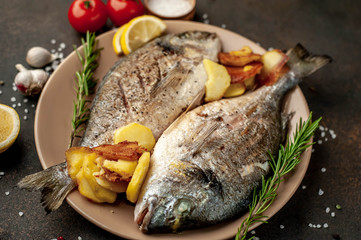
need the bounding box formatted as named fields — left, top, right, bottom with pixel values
left=121, top=15, right=167, bottom=55
left=0, top=104, right=20, bottom=153
left=112, top=24, right=127, bottom=55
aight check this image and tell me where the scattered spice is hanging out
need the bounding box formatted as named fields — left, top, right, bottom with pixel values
left=0, top=80, right=4, bottom=85
left=57, top=237, right=65, bottom=240
left=335, top=204, right=341, bottom=210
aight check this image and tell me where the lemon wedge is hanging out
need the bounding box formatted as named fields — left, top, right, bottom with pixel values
left=0, top=104, right=20, bottom=153
left=112, top=24, right=127, bottom=55
left=121, top=15, right=167, bottom=55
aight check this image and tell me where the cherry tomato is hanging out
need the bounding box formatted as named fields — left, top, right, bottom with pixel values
left=107, top=0, right=145, bottom=27
left=68, top=0, right=108, bottom=33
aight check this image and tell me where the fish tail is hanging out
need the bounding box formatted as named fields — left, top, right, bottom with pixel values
left=17, top=162, right=76, bottom=213
left=286, top=43, right=332, bottom=78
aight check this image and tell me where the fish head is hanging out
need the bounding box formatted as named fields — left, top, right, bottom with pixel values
left=135, top=162, right=223, bottom=233
left=161, top=31, right=221, bottom=61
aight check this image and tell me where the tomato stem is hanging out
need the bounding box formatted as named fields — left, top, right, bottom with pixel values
left=84, top=0, right=91, bottom=9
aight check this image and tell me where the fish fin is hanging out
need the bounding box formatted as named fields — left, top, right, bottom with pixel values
left=190, top=121, right=221, bottom=156
left=163, top=88, right=205, bottom=134
left=150, top=63, right=189, bottom=98
left=286, top=43, right=332, bottom=78
left=17, top=162, right=76, bottom=213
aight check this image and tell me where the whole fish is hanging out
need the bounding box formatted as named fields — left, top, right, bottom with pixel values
left=134, top=44, right=331, bottom=233
left=17, top=31, right=221, bottom=212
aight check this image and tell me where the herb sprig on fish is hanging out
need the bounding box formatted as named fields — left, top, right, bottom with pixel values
left=69, top=32, right=102, bottom=148
left=236, top=113, right=321, bottom=240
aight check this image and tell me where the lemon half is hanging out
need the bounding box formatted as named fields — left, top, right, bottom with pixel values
left=121, top=15, right=166, bottom=55
left=0, top=104, right=20, bottom=153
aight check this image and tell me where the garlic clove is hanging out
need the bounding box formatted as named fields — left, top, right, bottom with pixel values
left=14, top=64, right=49, bottom=96
left=31, top=69, right=49, bottom=86
left=26, top=46, right=56, bottom=68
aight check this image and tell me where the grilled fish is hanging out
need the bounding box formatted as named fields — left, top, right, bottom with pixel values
left=17, top=31, right=221, bottom=212
left=134, top=44, right=331, bottom=233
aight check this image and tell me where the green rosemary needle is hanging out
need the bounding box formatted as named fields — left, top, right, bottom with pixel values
left=235, top=112, right=321, bottom=240
left=69, top=32, right=102, bottom=148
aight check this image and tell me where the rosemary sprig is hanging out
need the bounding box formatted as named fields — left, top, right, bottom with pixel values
left=69, top=32, right=102, bottom=148
left=235, top=112, right=321, bottom=240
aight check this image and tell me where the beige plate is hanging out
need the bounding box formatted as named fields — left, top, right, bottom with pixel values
left=35, top=21, right=311, bottom=239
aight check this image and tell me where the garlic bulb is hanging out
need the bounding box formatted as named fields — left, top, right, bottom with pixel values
left=14, top=64, right=49, bottom=96
left=26, top=46, right=56, bottom=68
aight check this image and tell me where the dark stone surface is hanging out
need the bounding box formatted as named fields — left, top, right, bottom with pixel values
left=0, top=0, right=360, bottom=239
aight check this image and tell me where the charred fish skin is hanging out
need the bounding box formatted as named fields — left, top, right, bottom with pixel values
left=134, top=44, right=331, bottom=233
left=17, top=31, right=221, bottom=213
left=80, top=31, right=221, bottom=148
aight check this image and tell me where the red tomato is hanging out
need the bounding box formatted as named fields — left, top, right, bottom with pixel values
left=107, top=0, right=145, bottom=27
left=68, top=0, right=108, bottom=33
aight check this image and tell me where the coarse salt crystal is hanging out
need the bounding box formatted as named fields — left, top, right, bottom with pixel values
left=12, top=86, right=17, bottom=91
left=60, top=43, right=66, bottom=49
left=321, top=168, right=326, bottom=173
left=24, top=109, right=29, bottom=113
left=317, top=224, right=321, bottom=228
left=202, top=13, right=208, bottom=19
left=58, top=47, right=62, bottom=52
left=312, top=224, right=316, bottom=228
left=11, top=97, right=16, bottom=102
left=23, top=98, right=28, bottom=103
left=323, top=223, right=329, bottom=228
left=23, top=116, right=28, bottom=120
left=326, top=207, right=330, bottom=213
left=221, top=24, right=227, bottom=28
left=17, top=102, right=21, bottom=107
left=0, top=90, right=2, bottom=95
left=0, top=172, right=4, bottom=176
left=251, top=230, right=256, bottom=234
left=308, top=223, right=313, bottom=227
left=319, top=126, right=324, bottom=131
left=51, top=49, right=56, bottom=53
left=204, top=19, right=210, bottom=24
left=317, top=140, right=322, bottom=144
left=5, top=191, right=10, bottom=195
left=268, top=47, right=274, bottom=51
left=148, top=0, right=193, bottom=18
left=12, top=104, right=16, bottom=108
left=254, top=237, right=260, bottom=240
left=318, top=188, right=324, bottom=196
left=78, top=237, right=82, bottom=240
left=19, top=211, right=24, bottom=216
left=325, top=138, right=328, bottom=141
left=280, top=224, right=284, bottom=229
left=331, top=212, right=335, bottom=217
left=51, top=39, right=56, bottom=44
left=45, top=66, right=52, bottom=72
left=31, top=104, right=35, bottom=108
left=302, top=185, right=306, bottom=189
left=321, top=132, right=325, bottom=138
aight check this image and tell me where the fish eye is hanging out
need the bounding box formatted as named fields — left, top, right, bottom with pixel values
left=174, top=198, right=193, bottom=216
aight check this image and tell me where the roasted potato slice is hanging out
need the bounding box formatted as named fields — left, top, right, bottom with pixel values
left=66, top=147, right=92, bottom=181
left=223, top=82, right=247, bottom=98
left=126, top=152, right=151, bottom=203
left=113, top=123, right=156, bottom=151
left=203, top=58, right=231, bottom=102
left=226, top=62, right=263, bottom=84
left=258, top=49, right=289, bottom=86
left=92, top=141, right=145, bottom=161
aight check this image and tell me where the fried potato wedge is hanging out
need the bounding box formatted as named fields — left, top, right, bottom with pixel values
left=92, top=141, right=145, bottom=161
left=219, top=52, right=261, bottom=67
left=225, top=62, right=263, bottom=84
left=223, top=82, right=247, bottom=98
left=258, top=49, right=289, bottom=86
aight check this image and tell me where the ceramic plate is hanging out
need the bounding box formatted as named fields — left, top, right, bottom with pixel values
left=34, top=21, right=311, bottom=240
